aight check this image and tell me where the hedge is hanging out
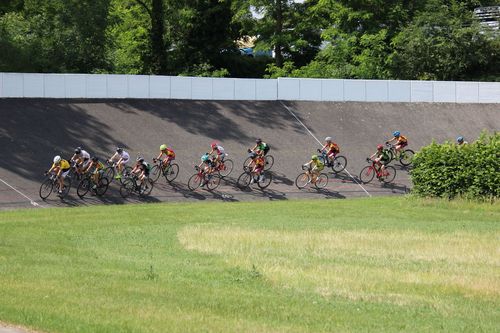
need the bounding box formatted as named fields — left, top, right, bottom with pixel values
left=410, top=131, right=499, bottom=199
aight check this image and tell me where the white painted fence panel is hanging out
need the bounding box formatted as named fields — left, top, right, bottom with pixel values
left=107, top=75, right=128, bottom=98
left=300, top=79, right=322, bottom=101
left=388, top=80, right=411, bottom=102
left=344, top=80, right=366, bottom=101
left=213, top=78, right=235, bottom=100
left=44, top=74, right=65, bottom=98
left=478, top=82, right=500, bottom=103
left=456, top=82, right=479, bottom=103
left=411, top=81, right=433, bottom=102
left=86, top=75, right=107, bottom=98
left=170, top=77, right=191, bottom=99
left=366, top=80, right=388, bottom=102
left=127, top=75, right=149, bottom=99
left=191, top=77, right=212, bottom=100
left=321, top=79, right=343, bottom=101
left=0, top=73, right=3, bottom=97
left=65, top=74, right=86, bottom=98
left=234, top=79, right=256, bottom=100
left=149, top=75, right=170, bottom=98
left=433, top=82, right=456, bottom=103
left=256, top=79, right=277, bottom=100
left=23, top=73, right=44, bottom=98
left=3, top=73, right=23, bottom=97
left=278, top=78, right=300, bottom=100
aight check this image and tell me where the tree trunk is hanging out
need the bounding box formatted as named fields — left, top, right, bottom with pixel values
left=151, top=0, right=167, bottom=74
left=274, top=0, right=283, bottom=67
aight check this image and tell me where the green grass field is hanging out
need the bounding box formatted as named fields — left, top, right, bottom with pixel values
left=0, top=197, right=499, bottom=333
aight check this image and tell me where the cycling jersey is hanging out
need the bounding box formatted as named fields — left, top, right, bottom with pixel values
left=254, top=156, right=265, bottom=167
left=162, top=148, right=175, bottom=158
left=80, top=150, right=90, bottom=160
left=312, top=159, right=324, bottom=170
left=215, top=145, right=225, bottom=155
left=396, top=135, right=407, bottom=144
left=257, top=143, right=268, bottom=151
left=328, top=142, right=340, bottom=153
left=377, top=150, right=391, bottom=162
left=52, top=159, right=70, bottom=171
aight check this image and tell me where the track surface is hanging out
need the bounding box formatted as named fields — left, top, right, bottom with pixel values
left=0, top=99, right=498, bottom=210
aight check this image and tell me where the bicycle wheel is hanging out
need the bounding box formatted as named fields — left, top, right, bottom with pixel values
left=150, top=165, right=162, bottom=183
left=399, top=149, right=414, bottom=166
left=120, top=166, right=133, bottom=184
left=39, top=179, right=54, bottom=200
left=188, top=173, right=203, bottom=191
left=218, top=159, right=233, bottom=177
left=257, top=171, right=272, bottom=189
left=243, top=157, right=252, bottom=170
left=314, top=173, right=329, bottom=189
left=164, top=163, right=179, bottom=182
left=103, top=167, right=115, bottom=181
left=236, top=172, right=251, bottom=189
left=332, top=155, right=347, bottom=173
left=140, top=178, right=154, bottom=197
left=120, top=178, right=135, bottom=198
left=382, top=166, right=397, bottom=183
left=206, top=174, right=221, bottom=190
left=95, top=177, right=110, bottom=196
left=60, top=177, right=72, bottom=198
left=264, top=155, right=274, bottom=171
left=387, top=149, right=395, bottom=162
left=359, top=166, right=375, bottom=184
left=295, top=172, right=310, bottom=189
left=77, top=178, right=91, bottom=198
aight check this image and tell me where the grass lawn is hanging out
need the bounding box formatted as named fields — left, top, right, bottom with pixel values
left=0, top=197, right=498, bottom=333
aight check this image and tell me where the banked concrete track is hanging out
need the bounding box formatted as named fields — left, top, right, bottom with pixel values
left=0, top=99, right=498, bottom=210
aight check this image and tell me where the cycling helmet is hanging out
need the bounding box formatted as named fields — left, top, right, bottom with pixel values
left=53, top=155, right=61, bottom=164
left=116, top=147, right=123, bottom=154
left=325, top=137, right=332, bottom=142
left=91, top=156, right=98, bottom=162
left=311, top=155, right=318, bottom=160
left=256, top=138, right=262, bottom=144
left=377, top=144, right=384, bottom=150
left=393, top=131, right=400, bottom=137
left=201, top=153, right=210, bottom=162
left=457, top=136, right=464, bottom=143
left=74, top=147, right=82, bottom=154
left=211, top=142, right=217, bottom=149
left=160, top=144, right=167, bottom=151
left=137, top=156, right=145, bottom=163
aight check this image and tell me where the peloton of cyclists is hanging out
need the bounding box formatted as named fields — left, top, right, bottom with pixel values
left=107, top=147, right=130, bottom=180
left=319, top=137, right=340, bottom=166
left=46, top=155, right=71, bottom=195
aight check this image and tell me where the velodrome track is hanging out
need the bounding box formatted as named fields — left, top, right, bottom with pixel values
left=0, top=99, right=498, bottom=210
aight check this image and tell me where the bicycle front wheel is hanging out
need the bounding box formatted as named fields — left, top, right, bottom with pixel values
left=39, top=179, right=54, bottom=200
left=399, top=149, right=414, bottom=166
left=264, top=155, right=274, bottom=171
left=218, top=159, right=233, bottom=177
left=314, top=173, right=329, bottom=189
left=150, top=165, right=162, bottom=183
left=382, top=166, right=397, bottom=183
left=77, top=178, right=91, bottom=198
left=188, top=173, right=203, bottom=191
left=165, top=163, right=179, bottom=182
left=295, top=172, right=310, bottom=189
left=120, top=179, right=135, bottom=198
left=359, top=166, right=375, bottom=184
left=236, top=172, right=251, bottom=189
left=332, top=155, right=347, bottom=173
left=206, top=174, right=221, bottom=190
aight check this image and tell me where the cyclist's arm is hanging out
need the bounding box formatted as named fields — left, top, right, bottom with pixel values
left=369, top=152, right=378, bottom=160
left=47, top=164, right=55, bottom=173
left=156, top=152, right=163, bottom=160
left=117, top=157, right=124, bottom=165
left=386, top=137, right=396, bottom=144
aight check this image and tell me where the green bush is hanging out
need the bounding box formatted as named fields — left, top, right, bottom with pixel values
left=411, top=132, right=499, bottom=200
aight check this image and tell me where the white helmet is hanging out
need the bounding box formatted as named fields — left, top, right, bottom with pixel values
left=53, top=155, right=61, bottom=164
left=325, top=136, right=332, bottom=142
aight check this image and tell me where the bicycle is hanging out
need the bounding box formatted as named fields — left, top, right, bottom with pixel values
left=150, top=158, right=180, bottom=184
left=103, top=160, right=132, bottom=184
left=243, top=150, right=274, bottom=171
left=317, top=149, right=347, bottom=173
left=214, top=156, right=234, bottom=177
left=385, top=143, right=414, bottom=166
left=359, top=158, right=396, bottom=184
left=119, top=173, right=154, bottom=198
left=236, top=166, right=273, bottom=190
left=295, top=165, right=328, bottom=189
left=39, top=172, right=72, bottom=200
left=187, top=166, right=221, bottom=191
left=76, top=172, right=110, bottom=198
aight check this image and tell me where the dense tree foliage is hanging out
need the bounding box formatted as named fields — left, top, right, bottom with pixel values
left=0, top=0, right=498, bottom=80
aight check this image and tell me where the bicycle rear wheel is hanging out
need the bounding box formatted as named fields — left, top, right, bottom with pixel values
left=399, top=149, right=414, bottom=166
left=314, top=173, right=328, bottom=189
left=120, top=179, right=135, bottom=198
left=39, top=179, right=54, bottom=200
left=150, top=165, right=162, bottom=183
left=120, top=166, right=133, bottom=184
left=295, top=172, right=310, bottom=189
left=188, top=173, right=203, bottom=191
left=140, top=178, right=154, bottom=197
left=165, top=163, right=179, bottom=182
left=206, top=174, right=221, bottom=190
left=218, top=159, right=233, bottom=177
left=77, top=178, right=91, bottom=198
left=264, top=155, right=274, bottom=170
left=95, top=177, right=110, bottom=196
left=382, top=166, right=396, bottom=183
left=60, top=177, right=72, bottom=198
left=332, top=155, right=347, bottom=173
left=257, top=171, right=272, bottom=189
left=236, top=172, right=251, bottom=189
left=359, top=166, right=375, bottom=184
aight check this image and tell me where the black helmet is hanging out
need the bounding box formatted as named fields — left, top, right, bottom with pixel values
left=116, top=147, right=123, bottom=154
left=91, top=156, right=98, bottom=162
left=256, top=138, right=262, bottom=144
left=137, top=156, right=145, bottom=163
left=74, top=147, right=82, bottom=154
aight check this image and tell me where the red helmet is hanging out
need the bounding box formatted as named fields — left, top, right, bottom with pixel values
left=377, top=144, right=383, bottom=150
left=211, top=142, right=217, bottom=149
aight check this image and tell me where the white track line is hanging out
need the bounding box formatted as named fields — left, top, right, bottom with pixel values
left=0, top=178, right=44, bottom=208
left=280, top=101, right=372, bottom=197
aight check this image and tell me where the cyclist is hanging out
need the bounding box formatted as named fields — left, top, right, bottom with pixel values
left=457, top=136, right=468, bottom=145
left=248, top=152, right=265, bottom=183
left=250, top=138, right=270, bottom=156
left=198, top=153, right=215, bottom=174
left=83, top=156, right=106, bottom=190
left=131, top=156, right=150, bottom=193
left=319, top=137, right=340, bottom=166
left=70, top=147, right=91, bottom=175
left=303, top=155, right=324, bottom=184
left=208, top=142, right=226, bottom=169
left=46, top=155, right=71, bottom=195
left=107, top=147, right=130, bottom=180
left=386, top=131, right=408, bottom=156
left=369, top=144, right=391, bottom=180
left=154, top=144, right=175, bottom=168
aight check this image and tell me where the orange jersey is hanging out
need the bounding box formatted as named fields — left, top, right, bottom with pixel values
left=328, top=142, right=340, bottom=152
left=254, top=157, right=265, bottom=167
left=161, top=148, right=175, bottom=158
left=396, top=135, right=407, bottom=144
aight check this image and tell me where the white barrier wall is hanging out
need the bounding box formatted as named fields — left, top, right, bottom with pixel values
left=1, top=72, right=499, bottom=103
